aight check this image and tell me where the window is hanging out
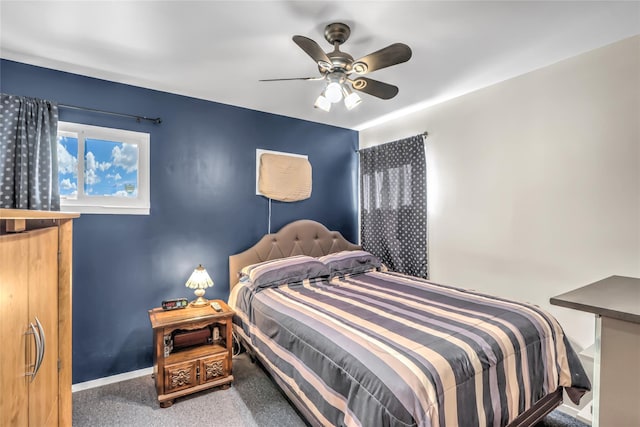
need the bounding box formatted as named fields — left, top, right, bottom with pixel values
left=57, top=122, right=150, bottom=214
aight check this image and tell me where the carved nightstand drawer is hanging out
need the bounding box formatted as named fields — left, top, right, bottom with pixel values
left=164, top=361, right=198, bottom=392
left=200, top=355, right=229, bottom=384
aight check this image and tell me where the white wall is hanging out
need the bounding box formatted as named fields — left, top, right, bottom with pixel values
left=359, top=35, right=640, bottom=351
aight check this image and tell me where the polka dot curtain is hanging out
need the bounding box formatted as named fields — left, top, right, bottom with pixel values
left=360, top=134, right=428, bottom=278
left=0, top=94, right=60, bottom=210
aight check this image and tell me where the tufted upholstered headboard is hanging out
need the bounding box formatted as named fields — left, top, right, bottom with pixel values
left=229, top=219, right=360, bottom=289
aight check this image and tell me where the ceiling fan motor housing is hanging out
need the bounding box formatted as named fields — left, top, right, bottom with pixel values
left=323, top=50, right=354, bottom=72
left=324, top=22, right=351, bottom=45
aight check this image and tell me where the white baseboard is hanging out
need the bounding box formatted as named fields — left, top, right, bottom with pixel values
left=557, top=402, right=593, bottom=425
left=72, top=366, right=153, bottom=393
left=557, top=403, right=580, bottom=418
left=577, top=400, right=593, bottom=424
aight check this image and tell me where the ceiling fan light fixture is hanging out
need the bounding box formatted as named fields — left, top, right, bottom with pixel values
left=344, top=91, right=362, bottom=110
left=343, top=85, right=362, bottom=110
left=314, top=93, right=331, bottom=112
left=325, top=82, right=343, bottom=103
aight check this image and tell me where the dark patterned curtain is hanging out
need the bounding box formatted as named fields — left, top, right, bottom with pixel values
left=0, top=94, right=60, bottom=210
left=360, top=134, right=427, bottom=278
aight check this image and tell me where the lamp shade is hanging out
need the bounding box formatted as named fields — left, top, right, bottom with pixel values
left=325, top=82, right=343, bottom=103
left=344, top=92, right=362, bottom=110
left=185, top=264, right=213, bottom=289
left=314, top=94, right=331, bottom=112
left=185, top=264, right=213, bottom=307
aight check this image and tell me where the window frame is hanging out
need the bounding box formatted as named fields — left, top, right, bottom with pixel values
left=57, top=121, right=150, bottom=215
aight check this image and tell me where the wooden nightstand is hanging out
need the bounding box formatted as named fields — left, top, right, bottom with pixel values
left=148, top=300, right=234, bottom=407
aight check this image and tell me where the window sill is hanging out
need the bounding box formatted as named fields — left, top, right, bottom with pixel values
left=60, top=204, right=150, bottom=215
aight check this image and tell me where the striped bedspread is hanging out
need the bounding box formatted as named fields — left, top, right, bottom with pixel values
left=229, top=271, right=590, bottom=427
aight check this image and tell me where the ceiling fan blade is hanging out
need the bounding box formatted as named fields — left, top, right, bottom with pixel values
left=259, top=77, right=323, bottom=82
left=351, top=43, right=412, bottom=74
left=292, top=35, right=333, bottom=69
left=350, top=77, right=399, bottom=100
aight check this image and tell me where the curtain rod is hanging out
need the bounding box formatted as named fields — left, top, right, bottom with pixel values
left=355, top=131, right=428, bottom=153
left=58, top=103, right=162, bottom=125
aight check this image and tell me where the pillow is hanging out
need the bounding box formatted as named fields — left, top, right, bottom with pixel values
left=319, top=250, right=382, bottom=277
left=240, top=255, right=330, bottom=289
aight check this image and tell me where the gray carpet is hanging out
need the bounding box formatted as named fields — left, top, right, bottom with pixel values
left=73, top=353, right=588, bottom=427
left=73, top=353, right=304, bottom=427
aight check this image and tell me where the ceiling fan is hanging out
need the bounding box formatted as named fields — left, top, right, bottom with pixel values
left=260, top=22, right=412, bottom=112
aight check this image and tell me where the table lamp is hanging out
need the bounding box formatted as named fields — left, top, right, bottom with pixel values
left=185, top=264, right=213, bottom=307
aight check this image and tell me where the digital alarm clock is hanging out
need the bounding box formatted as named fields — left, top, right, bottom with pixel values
left=161, top=298, right=188, bottom=310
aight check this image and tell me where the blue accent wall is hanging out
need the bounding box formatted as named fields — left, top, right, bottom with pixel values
left=1, top=59, right=358, bottom=383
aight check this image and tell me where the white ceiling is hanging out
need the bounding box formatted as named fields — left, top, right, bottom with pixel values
left=1, top=1, right=638, bottom=130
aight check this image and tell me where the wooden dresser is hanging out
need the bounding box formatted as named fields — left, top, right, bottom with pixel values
left=0, top=209, right=79, bottom=426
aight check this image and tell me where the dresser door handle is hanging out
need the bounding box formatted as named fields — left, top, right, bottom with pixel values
left=34, top=317, right=46, bottom=377
left=25, top=322, right=41, bottom=382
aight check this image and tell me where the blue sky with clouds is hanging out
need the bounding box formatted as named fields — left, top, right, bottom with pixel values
left=57, top=136, right=138, bottom=198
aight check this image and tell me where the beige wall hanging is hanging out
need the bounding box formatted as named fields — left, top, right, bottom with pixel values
left=256, top=149, right=312, bottom=202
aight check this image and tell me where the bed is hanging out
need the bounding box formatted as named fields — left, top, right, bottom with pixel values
left=228, top=220, right=590, bottom=427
